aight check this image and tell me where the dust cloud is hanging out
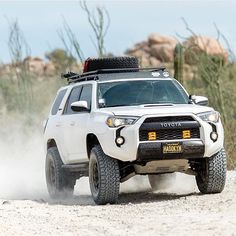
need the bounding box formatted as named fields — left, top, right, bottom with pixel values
left=0, top=119, right=47, bottom=200
left=0, top=116, right=197, bottom=201
left=120, top=173, right=197, bottom=195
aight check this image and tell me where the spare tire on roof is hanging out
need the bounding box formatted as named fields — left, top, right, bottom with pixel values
left=83, top=56, right=139, bottom=72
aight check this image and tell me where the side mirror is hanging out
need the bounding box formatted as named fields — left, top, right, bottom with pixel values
left=71, top=101, right=88, bottom=112
left=98, top=98, right=106, bottom=108
left=190, top=95, right=208, bottom=106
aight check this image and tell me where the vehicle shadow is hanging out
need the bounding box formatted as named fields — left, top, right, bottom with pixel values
left=118, top=191, right=200, bottom=204
left=43, top=190, right=200, bottom=206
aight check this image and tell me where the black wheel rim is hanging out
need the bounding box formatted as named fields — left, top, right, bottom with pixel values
left=92, top=161, right=99, bottom=192
left=48, top=159, right=56, bottom=192
left=198, top=159, right=208, bottom=184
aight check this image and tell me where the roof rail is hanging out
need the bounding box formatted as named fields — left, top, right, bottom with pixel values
left=61, top=73, right=99, bottom=84
left=61, top=67, right=166, bottom=84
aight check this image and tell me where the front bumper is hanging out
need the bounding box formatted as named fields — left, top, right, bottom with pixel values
left=137, top=140, right=204, bottom=161
left=98, top=113, right=224, bottom=162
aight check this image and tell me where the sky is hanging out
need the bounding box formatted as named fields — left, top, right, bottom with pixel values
left=0, top=0, right=236, bottom=62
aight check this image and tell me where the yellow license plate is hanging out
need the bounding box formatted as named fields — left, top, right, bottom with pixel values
left=163, top=143, right=182, bottom=154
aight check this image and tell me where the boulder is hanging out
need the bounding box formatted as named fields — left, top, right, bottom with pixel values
left=126, top=33, right=178, bottom=64
left=148, top=33, right=177, bottom=46
left=184, top=36, right=228, bottom=63
left=24, top=57, right=45, bottom=75
left=127, top=41, right=150, bottom=54
left=139, top=56, right=150, bottom=67
left=44, top=62, right=56, bottom=76
left=149, top=57, right=161, bottom=67
left=150, top=44, right=175, bottom=62
left=128, top=49, right=149, bottom=59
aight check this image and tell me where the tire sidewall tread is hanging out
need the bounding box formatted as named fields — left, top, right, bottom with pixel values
left=196, top=148, right=227, bottom=194
left=86, top=57, right=139, bottom=72
left=46, top=147, right=74, bottom=199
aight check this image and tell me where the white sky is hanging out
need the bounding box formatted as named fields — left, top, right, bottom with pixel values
left=0, top=0, right=236, bottom=62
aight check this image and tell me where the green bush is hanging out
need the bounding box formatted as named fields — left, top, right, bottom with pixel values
left=45, top=48, right=76, bottom=71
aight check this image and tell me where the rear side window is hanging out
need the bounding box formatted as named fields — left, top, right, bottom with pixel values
left=51, top=89, right=67, bottom=115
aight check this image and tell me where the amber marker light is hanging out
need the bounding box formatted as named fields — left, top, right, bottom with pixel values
left=148, top=132, right=157, bottom=140
left=183, top=130, right=191, bottom=139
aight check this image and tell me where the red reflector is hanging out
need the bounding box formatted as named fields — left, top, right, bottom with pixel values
left=83, top=58, right=91, bottom=73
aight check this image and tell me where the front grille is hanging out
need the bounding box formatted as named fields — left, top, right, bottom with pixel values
left=139, top=116, right=200, bottom=141
left=139, top=128, right=200, bottom=141
left=144, top=116, right=195, bottom=123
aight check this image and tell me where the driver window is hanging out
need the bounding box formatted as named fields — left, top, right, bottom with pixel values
left=79, top=84, right=92, bottom=110
left=64, top=85, right=82, bottom=114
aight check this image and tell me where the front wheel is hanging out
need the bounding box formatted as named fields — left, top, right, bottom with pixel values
left=196, top=148, right=227, bottom=194
left=89, top=145, right=120, bottom=205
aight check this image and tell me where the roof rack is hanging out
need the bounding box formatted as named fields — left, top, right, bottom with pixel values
left=61, top=67, right=166, bottom=84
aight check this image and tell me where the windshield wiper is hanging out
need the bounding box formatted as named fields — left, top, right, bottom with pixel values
left=142, top=103, right=174, bottom=107
left=104, top=104, right=128, bottom=108
left=102, top=103, right=174, bottom=108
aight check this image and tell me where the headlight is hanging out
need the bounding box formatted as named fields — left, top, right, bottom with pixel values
left=197, top=111, right=220, bottom=123
left=106, top=116, right=139, bottom=128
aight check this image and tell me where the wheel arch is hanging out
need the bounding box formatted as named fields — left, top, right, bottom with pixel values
left=47, top=139, right=57, bottom=150
left=46, top=138, right=67, bottom=164
left=87, top=133, right=100, bottom=158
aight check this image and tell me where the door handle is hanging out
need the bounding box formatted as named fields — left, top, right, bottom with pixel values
left=56, top=122, right=61, bottom=127
left=70, top=121, right=75, bottom=126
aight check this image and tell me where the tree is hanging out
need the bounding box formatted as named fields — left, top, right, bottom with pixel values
left=45, top=48, right=77, bottom=71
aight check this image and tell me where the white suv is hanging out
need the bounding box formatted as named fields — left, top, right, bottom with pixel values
left=44, top=57, right=227, bottom=205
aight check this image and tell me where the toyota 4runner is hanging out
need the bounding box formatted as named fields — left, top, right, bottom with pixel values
left=44, top=57, right=227, bottom=205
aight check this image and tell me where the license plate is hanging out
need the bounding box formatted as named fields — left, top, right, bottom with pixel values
left=163, top=143, right=182, bottom=154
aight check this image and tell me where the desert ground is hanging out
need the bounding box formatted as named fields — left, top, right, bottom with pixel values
left=0, top=129, right=235, bottom=236
left=0, top=171, right=235, bottom=236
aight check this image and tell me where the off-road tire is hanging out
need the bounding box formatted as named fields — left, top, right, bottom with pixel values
left=148, top=173, right=176, bottom=191
left=196, top=148, right=227, bottom=194
left=86, top=57, right=139, bottom=72
left=89, top=145, right=120, bottom=205
left=46, top=147, right=75, bottom=199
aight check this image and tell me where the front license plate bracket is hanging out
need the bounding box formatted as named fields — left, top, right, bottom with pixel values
left=162, top=142, right=183, bottom=154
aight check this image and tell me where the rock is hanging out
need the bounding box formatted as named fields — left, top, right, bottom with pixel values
left=129, top=49, right=149, bottom=59
left=184, top=35, right=228, bottom=63
left=149, top=57, right=161, bottom=67
left=126, top=42, right=150, bottom=56
left=139, top=56, right=150, bottom=67
left=126, top=33, right=228, bottom=67
left=44, top=62, right=56, bottom=76
left=150, top=44, right=175, bottom=62
left=148, top=33, right=177, bottom=46
left=126, top=33, right=178, bottom=64
left=2, top=200, right=10, bottom=205
left=24, top=57, right=45, bottom=75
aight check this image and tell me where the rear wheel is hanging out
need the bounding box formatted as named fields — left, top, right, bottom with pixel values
left=148, top=173, right=176, bottom=191
left=89, top=145, right=120, bottom=205
left=46, top=147, right=75, bottom=199
left=196, top=148, right=227, bottom=194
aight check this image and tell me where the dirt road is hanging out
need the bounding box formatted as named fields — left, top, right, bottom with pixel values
left=0, top=172, right=235, bottom=236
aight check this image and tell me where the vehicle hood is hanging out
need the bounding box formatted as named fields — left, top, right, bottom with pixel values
left=101, top=104, right=214, bottom=117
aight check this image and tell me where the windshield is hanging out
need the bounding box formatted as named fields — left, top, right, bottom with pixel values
left=97, top=80, right=189, bottom=108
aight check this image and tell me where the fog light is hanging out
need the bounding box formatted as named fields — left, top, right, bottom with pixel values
left=116, top=136, right=125, bottom=145
left=210, top=132, right=218, bottom=141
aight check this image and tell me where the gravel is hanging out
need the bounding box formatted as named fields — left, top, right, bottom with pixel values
left=0, top=171, right=235, bottom=236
